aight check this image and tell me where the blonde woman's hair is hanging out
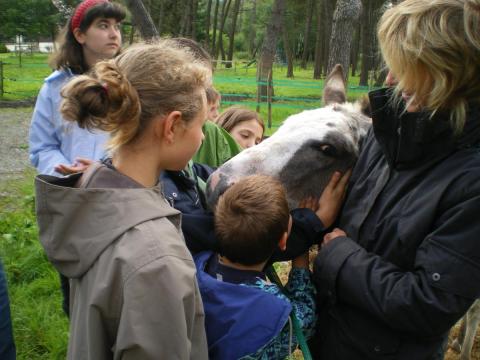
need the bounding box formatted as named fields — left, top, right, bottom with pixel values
left=60, top=42, right=209, bottom=152
left=378, top=0, right=480, bottom=133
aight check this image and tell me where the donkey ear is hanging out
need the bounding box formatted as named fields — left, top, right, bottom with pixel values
left=322, top=64, right=347, bottom=105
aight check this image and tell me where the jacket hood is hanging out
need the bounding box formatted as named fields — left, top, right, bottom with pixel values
left=35, top=169, right=180, bottom=278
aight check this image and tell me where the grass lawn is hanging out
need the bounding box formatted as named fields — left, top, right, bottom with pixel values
left=0, top=53, right=52, bottom=100
left=0, top=53, right=373, bottom=136
left=0, top=169, right=68, bottom=360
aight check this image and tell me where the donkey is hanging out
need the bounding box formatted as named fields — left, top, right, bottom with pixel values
left=206, top=64, right=371, bottom=209
left=450, top=299, right=480, bottom=360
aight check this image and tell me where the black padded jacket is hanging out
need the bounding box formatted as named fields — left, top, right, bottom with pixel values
left=312, top=88, right=480, bottom=360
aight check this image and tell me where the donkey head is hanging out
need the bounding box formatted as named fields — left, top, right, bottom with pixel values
left=207, top=64, right=371, bottom=209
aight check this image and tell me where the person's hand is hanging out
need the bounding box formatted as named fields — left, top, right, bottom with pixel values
left=292, top=251, right=309, bottom=269
left=298, top=196, right=319, bottom=212
left=323, top=228, right=347, bottom=246
left=316, top=169, right=351, bottom=228
left=54, top=158, right=93, bottom=175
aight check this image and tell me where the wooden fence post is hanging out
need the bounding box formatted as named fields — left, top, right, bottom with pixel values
left=256, top=75, right=261, bottom=113
left=267, top=69, right=272, bottom=129
left=0, top=61, right=4, bottom=97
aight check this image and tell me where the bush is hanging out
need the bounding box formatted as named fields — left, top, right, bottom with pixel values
left=0, top=43, right=9, bottom=53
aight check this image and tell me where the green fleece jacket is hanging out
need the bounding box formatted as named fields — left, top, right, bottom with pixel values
left=192, top=120, right=242, bottom=167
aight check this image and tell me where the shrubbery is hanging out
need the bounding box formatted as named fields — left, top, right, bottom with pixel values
left=0, top=43, right=9, bottom=53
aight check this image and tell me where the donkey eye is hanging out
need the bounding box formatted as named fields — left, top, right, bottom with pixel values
left=319, top=144, right=337, bottom=157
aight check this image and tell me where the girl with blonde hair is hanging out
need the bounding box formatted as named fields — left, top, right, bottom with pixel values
left=35, top=42, right=210, bottom=359
left=311, top=1, right=480, bottom=359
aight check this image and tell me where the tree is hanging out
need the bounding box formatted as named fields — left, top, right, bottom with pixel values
left=211, top=0, right=220, bottom=53
left=350, top=18, right=361, bottom=77
left=247, top=0, right=257, bottom=57
left=312, top=0, right=337, bottom=79
left=125, top=0, right=159, bottom=39
left=358, top=0, right=384, bottom=86
left=214, top=0, right=232, bottom=61
left=282, top=4, right=294, bottom=78
left=300, top=0, right=314, bottom=69
left=257, top=0, right=285, bottom=97
left=327, top=0, right=362, bottom=80
left=226, top=0, right=241, bottom=68
left=204, top=0, right=213, bottom=47
left=50, top=0, right=74, bottom=24
left=0, top=0, right=60, bottom=42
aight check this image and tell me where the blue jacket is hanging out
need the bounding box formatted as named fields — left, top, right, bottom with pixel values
left=29, top=69, right=109, bottom=175
left=194, top=251, right=291, bottom=359
left=0, top=260, right=15, bottom=360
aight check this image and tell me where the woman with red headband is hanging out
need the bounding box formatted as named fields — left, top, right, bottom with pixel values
left=29, top=0, right=126, bottom=177
left=28, top=0, right=126, bottom=317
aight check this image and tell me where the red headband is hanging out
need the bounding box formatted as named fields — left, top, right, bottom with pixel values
left=71, top=0, right=109, bottom=31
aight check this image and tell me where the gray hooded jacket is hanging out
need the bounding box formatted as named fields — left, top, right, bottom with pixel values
left=35, top=163, right=208, bottom=360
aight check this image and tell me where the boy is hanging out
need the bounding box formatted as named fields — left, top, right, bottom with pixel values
left=194, top=175, right=316, bottom=359
left=192, top=86, right=243, bottom=167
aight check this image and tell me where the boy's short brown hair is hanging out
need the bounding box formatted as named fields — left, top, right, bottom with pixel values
left=206, top=87, right=220, bottom=104
left=214, top=175, right=289, bottom=265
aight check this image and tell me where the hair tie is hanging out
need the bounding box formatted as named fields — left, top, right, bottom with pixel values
left=71, top=0, right=109, bottom=32
left=101, top=83, right=109, bottom=96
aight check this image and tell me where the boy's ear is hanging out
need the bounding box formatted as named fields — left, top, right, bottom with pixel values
left=155, top=111, right=182, bottom=144
left=278, top=232, right=288, bottom=252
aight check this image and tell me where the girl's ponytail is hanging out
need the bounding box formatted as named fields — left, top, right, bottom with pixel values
left=61, top=59, right=141, bottom=150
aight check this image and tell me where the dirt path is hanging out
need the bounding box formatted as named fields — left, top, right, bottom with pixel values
left=0, top=107, right=34, bottom=181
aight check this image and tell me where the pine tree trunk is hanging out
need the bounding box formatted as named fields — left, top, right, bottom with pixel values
left=215, top=0, right=232, bottom=62
left=300, top=0, right=314, bottom=69
left=322, top=0, right=337, bottom=77
left=179, top=0, right=191, bottom=36
left=211, top=0, right=220, bottom=54
left=226, top=0, right=241, bottom=68
left=191, top=0, right=198, bottom=39
left=248, top=0, right=257, bottom=57
left=125, top=0, right=159, bottom=40
left=313, top=1, right=325, bottom=79
left=327, top=0, right=362, bottom=81
left=257, top=0, right=285, bottom=97
left=156, top=0, right=165, bottom=34
left=282, top=9, right=294, bottom=78
left=204, top=0, right=213, bottom=47
left=359, top=0, right=383, bottom=86
left=350, top=19, right=361, bottom=77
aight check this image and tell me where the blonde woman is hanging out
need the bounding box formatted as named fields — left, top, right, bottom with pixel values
left=35, top=43, right=209, bottom=359
left=311, top=1, right=480, bottom=359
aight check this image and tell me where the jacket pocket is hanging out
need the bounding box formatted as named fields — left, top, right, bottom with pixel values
left=330, top=305, right=400, bottom=357
left=418, top=238, right=480, bottom=299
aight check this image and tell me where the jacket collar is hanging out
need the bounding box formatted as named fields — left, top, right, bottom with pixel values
left=368, top=88, right=480, bottom=169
